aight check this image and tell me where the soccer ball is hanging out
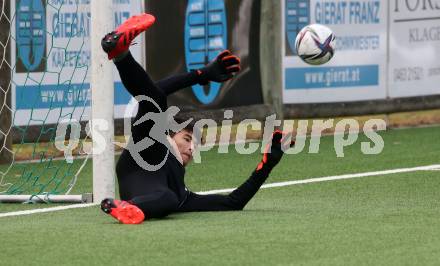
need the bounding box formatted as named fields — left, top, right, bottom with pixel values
left=295, top=24, right=335, bottom=65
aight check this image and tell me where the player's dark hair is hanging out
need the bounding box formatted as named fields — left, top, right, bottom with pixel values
left=169, top=115, right=201, bottom=139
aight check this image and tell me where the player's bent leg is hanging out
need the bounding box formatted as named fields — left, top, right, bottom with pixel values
left=100, top=189, right=179, bottom=223
left=116, top=171, right=180, bottom=219
left=130, top=189, right=180, bottom=218
left=112, top=52, right=166, bottom=105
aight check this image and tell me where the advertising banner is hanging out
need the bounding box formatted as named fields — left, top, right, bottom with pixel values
left=144, top=0, right=263, bottom=110
left=282, top=0, right=388, bottom=103
left=389, top=0, right=440, bottom=98
left=11, top=0, right=143, bottom=126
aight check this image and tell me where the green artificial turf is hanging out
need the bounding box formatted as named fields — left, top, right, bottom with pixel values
left=0, top=126, right=439, bottom=265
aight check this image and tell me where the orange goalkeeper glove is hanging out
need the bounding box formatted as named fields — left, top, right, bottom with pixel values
left=195, top=50, right=241, bottom=85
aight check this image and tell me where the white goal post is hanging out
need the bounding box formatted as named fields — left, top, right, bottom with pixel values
left=0, top=0, right=130, bottom=204
left=90, top=0, right=116, bottom=203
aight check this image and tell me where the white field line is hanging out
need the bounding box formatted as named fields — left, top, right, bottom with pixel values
left=1, top=164, right=439, bottom=218
left=197, top=164, right=440, bottom=194
left=0, top=203, right=98, bottom=218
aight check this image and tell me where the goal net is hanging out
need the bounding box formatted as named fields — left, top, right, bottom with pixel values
left=0, top=0, right=142, bottom=203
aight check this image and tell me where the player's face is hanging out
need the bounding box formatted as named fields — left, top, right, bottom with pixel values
left=172, top=130, right=195, bottom=166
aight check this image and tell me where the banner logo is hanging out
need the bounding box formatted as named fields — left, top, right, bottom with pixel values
left=285, top=0, right=310, bottom=56
left=16, top=0, right=47, bottom=73
left=184, top=0, right=227, bottom=104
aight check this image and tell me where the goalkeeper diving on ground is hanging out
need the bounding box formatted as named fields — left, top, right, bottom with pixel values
left=99, top=14, right=294, bottom=224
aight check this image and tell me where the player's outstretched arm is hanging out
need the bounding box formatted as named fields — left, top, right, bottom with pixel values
left=255, top=130, right=293, bottom=172
left=225, top=130, right=295, bottom=209
left=155, top=50, right=241, bottom=95
left=178, top=131, right=294, bottom=212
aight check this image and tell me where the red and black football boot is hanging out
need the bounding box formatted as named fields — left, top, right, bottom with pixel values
left=101, top=198, right=145, bottom=224
left=101, top=13, right=156, bottom=60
